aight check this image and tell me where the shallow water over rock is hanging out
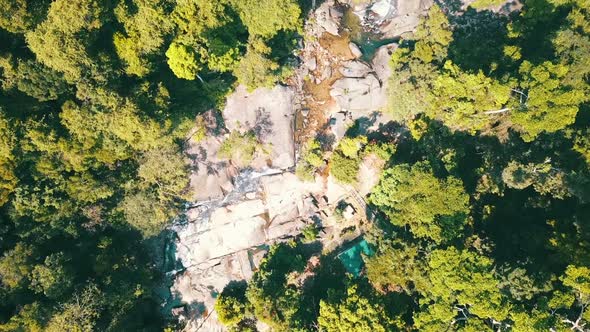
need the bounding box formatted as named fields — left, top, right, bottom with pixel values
left=341, top=4, right=399, bottom=62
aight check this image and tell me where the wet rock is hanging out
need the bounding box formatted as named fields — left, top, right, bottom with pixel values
left=339, top=60, right=372, bottom=78
left=341, top=0, right=370, bottom=12
left=348, top=42, right=363, bottom=58
left=329, top=6, right=344, bottom=21
left=370, top=0, right=396, bottom=19
left=171, top=306, right=187, bottom=319
left=380, top=14, right=421, bottom=38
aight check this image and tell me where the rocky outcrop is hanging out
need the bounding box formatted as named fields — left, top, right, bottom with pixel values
left=339, top=60, right=373, bottom=78
left=185, top=112, right=236, bottom=202
left=380, top=0, right=434, bottom=38
left=371, top=43, right=398, bottom=82
left=330, top=74, right=385, bottom=111
left=223, top=85, right=296, bottom=169
left=316, top=0, right=343, bottom=36
left=170, top=169, right=349, bottom=331
left=170, top=2, right=428, bottom=330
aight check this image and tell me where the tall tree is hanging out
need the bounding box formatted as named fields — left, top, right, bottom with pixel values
left=512, top=61, right=587, bottom=141
left=113, top=0, right=173, bottom=77
left=318, top=284, right=404, bottom=332
left=370, top=162, right=470, bottom=243
left=414, top=247, right=509, bottom=331
left=0, top=112, right=17, bottom=207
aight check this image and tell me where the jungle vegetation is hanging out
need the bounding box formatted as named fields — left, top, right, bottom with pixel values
left=0, top=0, right=302, bottom=330
left=0, top=0, right=588, bottom=331
left=216, top=0, right=590, bottom=332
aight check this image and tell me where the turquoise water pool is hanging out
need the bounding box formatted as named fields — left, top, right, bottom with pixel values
left=337, top=238, right=375, bottom=276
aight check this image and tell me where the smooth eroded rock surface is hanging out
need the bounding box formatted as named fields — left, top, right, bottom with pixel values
left=223, top=85, right=296, bottom=169
left=339, top=60, right=373, bottom=78
left=330, top=74, right=385, bottom=111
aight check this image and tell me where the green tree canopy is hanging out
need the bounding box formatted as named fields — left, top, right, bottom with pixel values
left=366, top=242, right=428, bottom=294
left=118, top=191, right=175, bottom=238
left=427, top=61, right=511, bottom=133
left=44, top=284, right=104, bottom=332
left=370, top=162, right=470, bottom=243
left=113, top=0, right=173, bottom=77
left=232, top=0, right=301, bottom=38
left=166, top=42, right=202, bottom=80
left=215, top=281, right=248, bottom=327
left=412, top=5, right=453, bottom=64
left=30, top=253, right=74, bottom=299
left=25, top=0, right=106, bottom=83
left=0, top=243, right=34, bottom=289
left=414, top=247, right=508, bottom=330
left=0, top=0, right=48, bottom=33
left=0, top=112, right=17, bottom=206
left=512, top=61, right=587, bottom=141
left=318, top=284, right=403, bottom=332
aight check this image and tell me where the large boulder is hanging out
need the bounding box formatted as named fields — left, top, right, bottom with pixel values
left=339, top=60, right=372, bottom=78
left=348, top=42, right=363, bottom=58
left=186, top=135, right=235, bottom=202
left=223, top=85, right=296, bottom=169
left=316, top=0, right=342, bottom=36
left=371, top=43, right=398, bottom=82
left=370, top=0, right=396, bottom=20
left=330, top=74, right=386, bottom=111
left=380, top=0, right=434, bottom=38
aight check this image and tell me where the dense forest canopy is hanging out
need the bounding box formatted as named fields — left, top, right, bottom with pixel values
left=0, top=0, right=302, bottom=330
left=216, top=0, right=590, bottom=331
left=0, top=0, right=588, bottom=331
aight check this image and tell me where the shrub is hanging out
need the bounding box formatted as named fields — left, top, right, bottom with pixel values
left=364, top=142, right=396, bottom=161
left=219, top=131, right=265, bottom=167
left=165, top=42, right=201, bottom=80
left=338, top=136, right=367, bottom=158
left=301, top=224, right=319, bottom=242
left=330, top=152, right=360, bottom=184
left=215, top=281, right=248, bottom=327
left=296, top=139, right=324, bottom=181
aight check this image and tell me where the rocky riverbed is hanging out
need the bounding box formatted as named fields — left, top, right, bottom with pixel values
left=162, top=0, right=441, bottom=330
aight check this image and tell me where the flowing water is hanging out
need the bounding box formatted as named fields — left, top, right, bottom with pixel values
left=341, top=6, right=399, bottom=62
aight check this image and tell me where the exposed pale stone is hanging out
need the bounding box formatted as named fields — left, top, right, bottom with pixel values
left=371, top=0, right=396, bottom=19
left=339, top=60, right=373, bottom=78
left=316, top=0, right=341, bottom=35
left=223, top=85, right=296, bottom=169
left=186, top=136, right=235, bottom=202
left=342, top=205, right=355, bottom=220
left=307, top=56, right=317, bottom=71
left=330, top=74, right=386, bottom=111
left=348, top=42, right=363, bottom=58
left=380, top=0, right=434, bottom=38
left=371, top=43, right=398, bottom=82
